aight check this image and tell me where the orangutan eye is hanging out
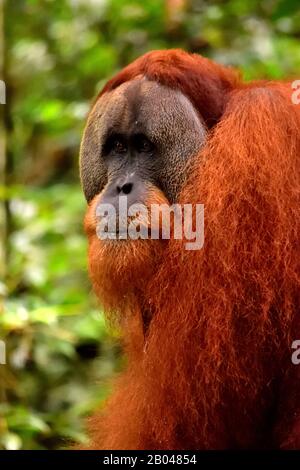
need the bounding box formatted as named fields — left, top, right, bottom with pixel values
left=112, top=137, right=127, bottom=154
left=104, top=134, right=128, bottom=155
left=134, top=134, right=154, bottom=154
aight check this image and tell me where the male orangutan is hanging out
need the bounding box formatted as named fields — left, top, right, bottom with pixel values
left=80, top=49, right=300, bottom=449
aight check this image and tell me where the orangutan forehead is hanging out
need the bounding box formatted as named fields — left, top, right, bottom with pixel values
left=89, top=78, right=204, bottom=143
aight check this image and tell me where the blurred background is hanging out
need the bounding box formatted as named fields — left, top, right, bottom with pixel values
left=0, top=0, right=299, bottom=450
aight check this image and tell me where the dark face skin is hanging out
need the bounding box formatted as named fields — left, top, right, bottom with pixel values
left=80, top=78, right=207, bottom=215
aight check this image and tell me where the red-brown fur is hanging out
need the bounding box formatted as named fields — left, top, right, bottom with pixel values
left=84, top=50, right=300, bottom=449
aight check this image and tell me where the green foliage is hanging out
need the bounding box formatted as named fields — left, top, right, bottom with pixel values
left=2, top=0, right=300, bottom=450
left=1, top=184, right=122, bottom=449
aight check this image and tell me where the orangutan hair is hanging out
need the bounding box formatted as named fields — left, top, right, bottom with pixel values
left=80, top=49, right=300, bottom=449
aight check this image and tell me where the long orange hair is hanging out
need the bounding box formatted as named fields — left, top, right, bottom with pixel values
left=84, top=50, right=300, bottom=449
